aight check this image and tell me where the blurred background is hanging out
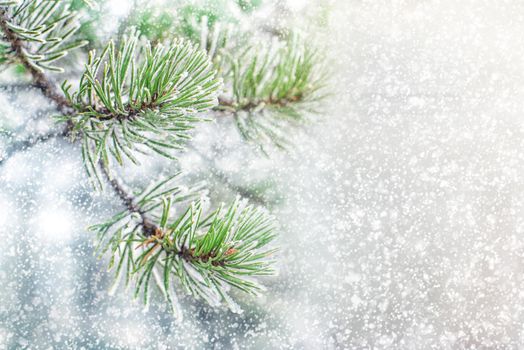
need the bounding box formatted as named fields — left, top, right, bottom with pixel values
left=3, top=0, right=524, bottom=348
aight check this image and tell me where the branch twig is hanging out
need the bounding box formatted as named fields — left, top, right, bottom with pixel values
left=0, top=129, right=63, bottom=166
left=98, top=163, right=157, bottom=236
left=0, top=10, right=263, bottom=238
left=0, top=9, right=154, bottom=233
left=0, top=9, right=72, bottom=114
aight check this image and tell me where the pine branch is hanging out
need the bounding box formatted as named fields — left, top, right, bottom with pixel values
left=91, top=188, right=277, bottom=312
left=0, top=128, right=62, bottom=165
left=1, top=3, right=280, bottom=314
left=59, top=35, right=221, bottom=184
left=0, top=21, right=154, bottom=236
left=0, top=5, right=150, bottom=221
left=99, top=162, right=157, bottom=236
left=0, top=3, right=79, bottom=164
left=1, top=1, right=88, bottom=64
left=0, top=7, right=72, bottom=113
left=216, top=35, right=328, bottom=150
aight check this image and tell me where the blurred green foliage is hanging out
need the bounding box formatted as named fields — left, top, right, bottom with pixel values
left=69, top=0, right=266, bottom=53
left=70, top=0, right=104, bottom=47
left=0, top=43, right=8, bottom=65
left=134, top=8, right=176, bottom=43
left=236, top=0, right=263, bottom=12
left=131, top=0, right=241, bottom=44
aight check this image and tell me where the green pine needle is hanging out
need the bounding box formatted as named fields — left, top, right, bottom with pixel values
left=0, top=0, right=88, bottom=72
left=222, top=35, right=328, bottom=150
left=91, top=174, right=277, bottom=314
left=61, top=35, right=221, bottom=185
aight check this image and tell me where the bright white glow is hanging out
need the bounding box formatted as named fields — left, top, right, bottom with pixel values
left=34, top=209, right=73, bottom=243
left=0, top=198, right=8, bottom=229
left=107, top=0, right=131, bottom=17
left=111, top=323, right=148, bottom=348
left=1, top=156, right=30, bottom=185
left=44, top=160, right=77, bottom=189
left=0, top=195, right=18, bottom=256
left=286, top=0, right=307, bottom=11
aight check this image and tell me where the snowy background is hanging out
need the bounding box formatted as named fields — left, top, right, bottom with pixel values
left=3, top=0, right=524, bottom=348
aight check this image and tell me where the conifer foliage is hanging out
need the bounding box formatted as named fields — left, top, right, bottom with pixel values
left=0, top=0, right=327, bottom=315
